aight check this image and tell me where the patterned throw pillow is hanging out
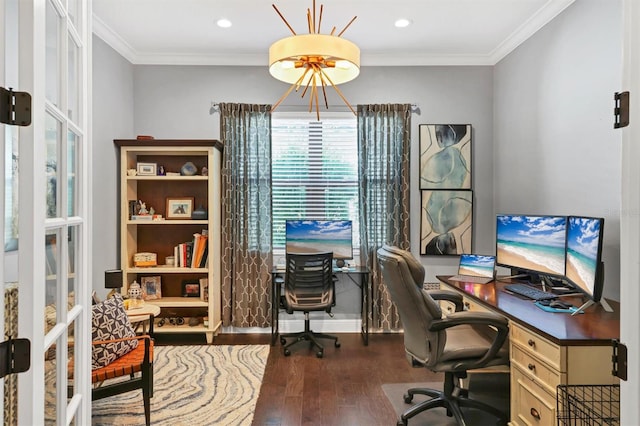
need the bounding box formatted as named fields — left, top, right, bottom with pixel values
left=91, top=293, right=138, bottom=369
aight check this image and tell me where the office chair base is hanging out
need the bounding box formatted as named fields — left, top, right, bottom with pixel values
left=280, top=331, right=340, bottom=358
left=397, top=373, right=507, bottom=426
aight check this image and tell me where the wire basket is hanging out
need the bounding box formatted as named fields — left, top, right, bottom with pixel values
left=557, top=385, right=620, bottom=426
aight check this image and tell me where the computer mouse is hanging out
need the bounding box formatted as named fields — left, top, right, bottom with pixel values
left=549, top=300, right=572, bottom=309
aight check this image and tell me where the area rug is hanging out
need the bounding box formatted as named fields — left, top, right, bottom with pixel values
left=91, top=344, right=270, bottom=426
left=382, top=373, right=510, bottom=426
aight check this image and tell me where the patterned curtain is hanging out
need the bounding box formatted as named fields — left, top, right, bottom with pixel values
left=219, top=103, right=273, bottom=327
left=357, top=104, right=411, bottom=331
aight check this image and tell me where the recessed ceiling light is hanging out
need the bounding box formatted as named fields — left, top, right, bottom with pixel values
left=217, top=18, right=232, bottom=28
left=394, top=18, right=411, bottom=28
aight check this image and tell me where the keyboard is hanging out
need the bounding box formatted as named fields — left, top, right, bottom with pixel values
left=504, top=283, right=558, bottom=301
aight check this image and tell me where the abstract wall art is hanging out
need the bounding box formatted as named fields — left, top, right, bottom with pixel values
left=420, top=190, right=473, bottom=255
left=419, top=124, right=471, bottom=190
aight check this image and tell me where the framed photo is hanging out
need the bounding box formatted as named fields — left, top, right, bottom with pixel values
left=136, top=162, right=157, bottom=176
left=141, top=276, right=162, bottom=300
left=166, top=197, right=194, bottom=219
left=420, top=190, right=472, bottom=255
left=419, top=124, right=471, bottom=189
left=181, top=280, right=200, bottom=298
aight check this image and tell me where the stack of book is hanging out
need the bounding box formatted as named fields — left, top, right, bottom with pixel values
left=173, top=230, right=208, bottom=268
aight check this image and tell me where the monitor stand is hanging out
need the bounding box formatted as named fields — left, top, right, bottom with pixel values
left=571, top=298, right=614, bottom=316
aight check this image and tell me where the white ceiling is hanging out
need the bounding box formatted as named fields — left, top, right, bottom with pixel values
left=92, top=0, right=575, bottom=66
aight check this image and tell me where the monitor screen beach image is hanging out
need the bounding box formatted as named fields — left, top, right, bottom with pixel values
left=285, top=220, right=353, bottom=260
left=496, top=215, right=567, bottom=276
left=458, top=254, right=495, bottom=278
left=565, top=217, right=603, bottom=295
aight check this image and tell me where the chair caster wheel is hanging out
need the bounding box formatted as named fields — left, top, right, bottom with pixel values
left=403, top=393, right=413, bottom=403
left=280, top=337, right=286, bottom=345
left=334, top=341, right=341, bottom=348
left=284, top=349, right=291, bottom=356
left=316, top=350, right=323, bottom=358
left=397, top=419, right=408, bottom=426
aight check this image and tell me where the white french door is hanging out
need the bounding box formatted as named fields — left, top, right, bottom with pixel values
left=1, top=0, right=92, bottom=424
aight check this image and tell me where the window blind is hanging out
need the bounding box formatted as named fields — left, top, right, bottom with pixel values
left=271, top=112, right=359, bottom=250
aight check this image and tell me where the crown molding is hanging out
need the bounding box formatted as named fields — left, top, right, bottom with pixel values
left=93, top=0, right=576, bottom=67
left=490, top=0, right=576, bottom=64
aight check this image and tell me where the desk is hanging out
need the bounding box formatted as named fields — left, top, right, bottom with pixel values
left=271, top=267, right=370, bottom=346
left=437, top=275, right=620, bottom=426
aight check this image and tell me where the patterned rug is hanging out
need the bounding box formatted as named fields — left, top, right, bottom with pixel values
left=92, top=345, right=270, bottom=426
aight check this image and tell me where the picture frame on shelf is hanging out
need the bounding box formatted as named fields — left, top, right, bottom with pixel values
left=166, top=197, right=194, bottom=219
left=141, top=276, right=162, bottom=300
left=181, top=280, right=200, bottom=297
left=136, top=162, right=157, bottom=176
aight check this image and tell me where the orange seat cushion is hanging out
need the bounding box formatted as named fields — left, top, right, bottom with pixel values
left=91, top=339, right=154, bottom=383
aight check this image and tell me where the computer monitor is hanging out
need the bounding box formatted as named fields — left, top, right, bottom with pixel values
left=565, top=216, right=605, bottom=302
left=285, top=220, right=353, bottom=260
left=496, top=214, right=567, bottom=279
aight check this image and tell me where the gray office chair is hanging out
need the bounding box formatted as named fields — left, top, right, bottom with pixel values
left=377, top=245, right=509, bottom=426
left=279, top=252, right=341, bottom=358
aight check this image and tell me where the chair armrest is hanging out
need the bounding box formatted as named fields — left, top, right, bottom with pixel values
left=429, top=311, right=509, bottom=370
left=424, top=289, right=464, bottom=312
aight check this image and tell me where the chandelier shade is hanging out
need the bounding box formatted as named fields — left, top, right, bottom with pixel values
left=269, top=1, right=359, bottom=119
left=269, top=34, right=360, bottom=86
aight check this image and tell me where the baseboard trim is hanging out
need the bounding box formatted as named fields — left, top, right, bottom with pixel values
left=222, top=317, right=362, bottom=334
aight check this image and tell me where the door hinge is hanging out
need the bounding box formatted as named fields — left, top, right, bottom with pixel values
left=614, top=91, right=629, bottom=129
left=611, top=339, right=627, bottom=381
left=0, top=86, right=32, bottom=126
left=0, top=337, right=31, bottom=379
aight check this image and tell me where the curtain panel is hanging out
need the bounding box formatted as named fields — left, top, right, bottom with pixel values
left=219, top=103, right=273, bottom=327
left=357, top=104, right=412, bottom=331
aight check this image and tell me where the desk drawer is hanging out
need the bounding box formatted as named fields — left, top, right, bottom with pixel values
left=511, top=367, right=557, bottom=426
left=511, top=345, right=562, bottom=394
left=510, top=323, right=563, bottom=371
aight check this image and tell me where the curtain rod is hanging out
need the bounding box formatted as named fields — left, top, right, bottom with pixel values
left=209, top=102, right=420, bottom=115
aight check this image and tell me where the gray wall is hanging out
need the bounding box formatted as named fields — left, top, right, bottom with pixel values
left=92, top=36, right=135, bottom=299
left=493, top=0, right=622, bottom=299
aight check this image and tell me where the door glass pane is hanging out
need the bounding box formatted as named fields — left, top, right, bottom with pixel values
left=45, top=0, right=60, bottom=106
left=67, top=321, right=77, bottom=398
left=4, top=126, right=19, bottom=251
left=67, top=131, right=77, bottom=216
left=45, top=231, right=59, bottom=332
left=68, top=226, right=78, bottom=309
left=68, top=0, right=79, bottom=29
left=46, top=113, right=61, bottom=218
left=67, top=34, right=79, bottom=123
left=44, top=335, right=62, bottom=425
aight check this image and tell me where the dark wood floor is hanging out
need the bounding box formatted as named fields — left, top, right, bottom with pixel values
left=186, top=333, right=443, bottom=426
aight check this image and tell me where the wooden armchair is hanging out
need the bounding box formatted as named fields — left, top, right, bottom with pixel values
left=88, top=331, right=154, bottom=425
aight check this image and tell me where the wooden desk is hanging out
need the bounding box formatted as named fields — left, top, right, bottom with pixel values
left=437, top=275, right=620, bottom=426
left=271, top=267, right=370, bottom=346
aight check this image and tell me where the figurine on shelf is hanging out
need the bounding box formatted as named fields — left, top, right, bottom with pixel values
left=138, top=200, right=148, bottom=215
left=157, top=165, right=166, bottom=176
left=149, top=207, right=155, bottom=215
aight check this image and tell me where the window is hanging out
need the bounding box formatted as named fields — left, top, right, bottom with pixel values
left=271, top=112, right=359, bottom=255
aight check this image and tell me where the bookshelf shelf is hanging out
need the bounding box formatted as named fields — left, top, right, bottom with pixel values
left=115, top=139, right=222, bottom=344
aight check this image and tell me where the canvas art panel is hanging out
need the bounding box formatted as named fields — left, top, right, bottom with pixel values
left=419, top=124, right=471, bottom=189
left=420, top=190, right=472, bottom=255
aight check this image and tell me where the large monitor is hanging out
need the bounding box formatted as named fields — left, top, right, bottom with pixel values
left=496, top=214, right=567, bottom=278
left=565, top=216, right=605, bottom=302
left=285, top=220, right=353, bottom=260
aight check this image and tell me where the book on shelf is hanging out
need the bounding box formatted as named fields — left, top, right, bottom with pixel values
left=131, top=215, right=153, bottom=220
left=191, top=232, right=208, bottom=268
left=199, top=277, right=209, bottom=302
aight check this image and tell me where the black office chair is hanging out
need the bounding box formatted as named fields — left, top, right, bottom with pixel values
left=377, top=245, right=510, bottom=426
left=280, top=252, right=341, bottom=358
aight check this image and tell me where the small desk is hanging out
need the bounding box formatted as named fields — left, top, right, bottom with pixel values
left=271, top=267, right=370, bottom=346
left=437, top=276, right=620, bottom=426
